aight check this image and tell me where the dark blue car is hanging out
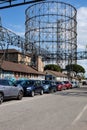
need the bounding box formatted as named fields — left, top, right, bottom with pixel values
left=41, top=80, right=57, bottom=93
left=15, top=79, right=44, bottom=97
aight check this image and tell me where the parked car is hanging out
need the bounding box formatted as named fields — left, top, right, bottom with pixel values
left=71, top=81, right=80, bottom=88
left=41, top=80, right=57, bottom=93
left=0, top=79, right=24, bottom=104
left=15, top=79, right=30, bottom=96
left=63, top=81, right=72, bottom=89
left=82, top=80, right=87, bottom=85
left=55, top=81, right=66, bottom=91
left=16, top=79, right=44, bottom=97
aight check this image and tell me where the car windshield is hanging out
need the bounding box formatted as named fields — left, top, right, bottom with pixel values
left=71, top=81, right=74, bottom=83
left=0, top=79, right=14, bottom=86
left=56, top=82, right=61, bottom=84
left=64, top=81, right=69, bottom=84
left=42, top=80, right=50, bottom=85
left=0, top=80, right=9, bottom=86
left=20, top=80, right=35, bottom=87
left=15, top=80, right=24, bottom=85
left=62, top=82, right=65, bottom=84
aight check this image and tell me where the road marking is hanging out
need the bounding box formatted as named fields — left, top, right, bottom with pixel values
left=72, top=104, right=87, bottom=125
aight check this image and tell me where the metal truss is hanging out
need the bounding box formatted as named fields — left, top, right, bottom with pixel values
left=25, top=1, right=77, bottom=68
left=0, top=26, right=25, bottom=49
left=0, top=23, right=87, bottom=67
left=77, top=51, right=87, bottom=60
left=1, top=0, right=86, bottom=68
left=0, top=0, right=45, bottom=9
left=0, top=23, right=25, bottom=63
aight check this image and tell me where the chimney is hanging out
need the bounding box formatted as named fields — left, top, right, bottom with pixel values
left=37, top=55, right=44, bottom=72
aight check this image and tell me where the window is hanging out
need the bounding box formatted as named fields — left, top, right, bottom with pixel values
left=0, top=80, right=9, bottom=86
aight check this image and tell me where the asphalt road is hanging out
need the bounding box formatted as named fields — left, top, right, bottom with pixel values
left=0, top=85, right=87, bottom=130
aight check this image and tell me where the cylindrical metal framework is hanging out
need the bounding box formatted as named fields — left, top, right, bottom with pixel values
left=25, top=0, right=77, bottom=68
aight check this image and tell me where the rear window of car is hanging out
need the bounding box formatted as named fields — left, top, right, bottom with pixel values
left=15, top=80, right=23, bottom=85
left=71, top=81, right=74, bottom=83
left=0, top=80, right=9, bottom=86
left=42, top=80, right=50, bottom=85
left=50, top=81, right=56, bottom=85
left=56, top=82, right=61, bottom=84
left=64, top=81, right=69, bottom=83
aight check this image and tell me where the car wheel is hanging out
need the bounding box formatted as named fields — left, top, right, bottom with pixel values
left=17, top=91, right=23, bottom=100
left=0, top=93, right=4, bottom=104
left=70, top=86, right=72, bottom=89
left=50, top=88, right=54, bottom=93
left=40, top=89, right=43, bottom=95
left=59, top=88, right=62, bottom=91
left=31, top=91, right=34, bottom=97
left=54, top=88, right=57, bottom=92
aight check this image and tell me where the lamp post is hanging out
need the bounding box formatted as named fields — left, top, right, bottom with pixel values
left=67, top=53, right=72, bottom=81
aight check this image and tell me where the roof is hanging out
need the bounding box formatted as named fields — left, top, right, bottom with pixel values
left=0, top=49, right=19, bottom=54
left=45, top=70, right=67, bottom=77
left=0, top=49, right=31, bottom=57
left=1, top=60, right=45, bottom=75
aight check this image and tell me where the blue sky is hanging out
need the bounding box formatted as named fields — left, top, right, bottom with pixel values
left=0, top=5, right=27, bottom=36
left=0, top=0, right=85, bottom=35
left=0, top=0, right=87, bottom=76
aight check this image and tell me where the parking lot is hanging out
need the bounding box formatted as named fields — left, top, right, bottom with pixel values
left=0, top=85, right=87, bottom=130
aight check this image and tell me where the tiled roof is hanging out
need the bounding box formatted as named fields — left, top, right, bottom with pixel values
left=0, top=49, right=19, bottom=53
left=0, top=49, right=31, bottom=57
left=1, top=60, right=45, bottom=75
left=45, top=70, right=67, bottom=77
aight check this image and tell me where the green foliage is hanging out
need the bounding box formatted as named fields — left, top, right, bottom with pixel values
left=66, top=64, right=85, bottom=74
left=44, top=64, right=62, bottom=72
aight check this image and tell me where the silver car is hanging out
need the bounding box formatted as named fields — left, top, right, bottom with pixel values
left=71, top=81, right=80, bottom=88
left=0, top=79, right=24, bottom=104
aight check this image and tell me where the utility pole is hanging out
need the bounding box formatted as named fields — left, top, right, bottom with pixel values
left=0, top=17, right=5, bottom=78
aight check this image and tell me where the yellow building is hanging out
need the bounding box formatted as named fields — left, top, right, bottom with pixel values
left=0, top=49, right=45, bottom=79
left=0, top=49, right=31, bottom=65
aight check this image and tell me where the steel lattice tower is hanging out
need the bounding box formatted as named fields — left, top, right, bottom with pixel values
left=25, top=0, right=77, bottom=68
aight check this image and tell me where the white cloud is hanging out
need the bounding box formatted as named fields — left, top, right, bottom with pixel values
left=77, top=7, right=87, bottom=50
left=14, top=31, right=25, bottom=37
left=77, top=7, right=87, bottom=77
left=4, top=23, right=25, bottom=37
left=77, top=60, right=87, bottom=77
left=8, top=24, right=25, bottom=31
left=4, top=27, right=25, bottom=38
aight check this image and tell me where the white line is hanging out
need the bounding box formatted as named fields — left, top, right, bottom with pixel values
left=72, top=104, right=87, bottom=125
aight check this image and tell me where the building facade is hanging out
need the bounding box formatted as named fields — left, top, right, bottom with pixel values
left=0, top=60, right=45, bottom=79
left=0, top=49, right=31, bottom=65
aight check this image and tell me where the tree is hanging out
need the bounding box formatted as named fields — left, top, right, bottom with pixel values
left=44, top=64, right=62, bottom=72
left=65, top=64, right=85, bottom=75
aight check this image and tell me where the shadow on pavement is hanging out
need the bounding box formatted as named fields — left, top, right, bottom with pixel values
left=54, top=87, right=87, bottom=97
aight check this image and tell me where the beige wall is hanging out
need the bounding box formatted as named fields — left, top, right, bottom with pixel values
left=0, top=51, right=31, bottom=65
left=37, top=56, right=44, bottom=72
left=18, top=54, right=31, bottom=65
left=0, top=53, right=18, bottom=62
left=9, top=53, right=18, bottom=62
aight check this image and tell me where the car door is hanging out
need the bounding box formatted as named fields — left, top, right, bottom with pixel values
left=22, top=80, right=31, bottom=95
left=34, top=80, right=41, bottom=93
left=50, top=81, right=56, bottom=91
left=0, top=80, right=13, bottom=97
left=8, top=80, right=18, bottom=97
